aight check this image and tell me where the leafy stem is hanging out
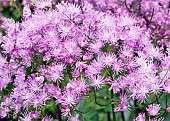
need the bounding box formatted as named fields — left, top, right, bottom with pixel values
left=10, top=0, right=23, bottom=17
left=93, top=88, right=112, bottom=106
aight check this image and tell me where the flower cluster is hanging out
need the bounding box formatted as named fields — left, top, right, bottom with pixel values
left=0, top=0, right=169, bottom=120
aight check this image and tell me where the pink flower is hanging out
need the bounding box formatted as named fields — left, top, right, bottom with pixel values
left=114, top=93, right=129, bottom=112
left=163, top=80, right=170, bottom=94
left=65, top=79, right=89, bottom=94
left=149, top=117, right=164, bottom=121
left=101, top=53, right=116, bottom=67
left=134, top=113, right=146, bottom=121
left=166, top=107, right=170, bottom=112
left=0, top=0, right=170, bottom=119
left=59, top=91, right=77, bottom=107
left=42, top=115, right=53, bottom=121
left=86, top=59, right=104, bottom=77
left=58, top=23, right=73, bottom=38
left=0, top=102, right=10, bottom=118
left=130, top=82, right=151, bottom=102
left=89, top=40, right=104, bottom=53
left=45, top=84, right=62, bottom=98
left=46, top=64, right=65, bottom=82
left=61, top=106, right=71, bottom=116
left=69, top=114, right=80, bottom=121
left=19, top=112, right=33, bottom=121
left=83, top=53, right=93, bottom=60
left=90, top=75, right=105, bottom=89
left=109, top=80, right=121, bottom=93
left=29, top=111, right=40, bottom=119
left=112, top=60, right=123, bottom=72
left=146, top=104, right=161, bottom=116
left=34, top=0, right=53, bottom=9
left=23, top=5, right=31, bottom=19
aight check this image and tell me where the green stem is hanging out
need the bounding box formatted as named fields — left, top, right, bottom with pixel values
left=161, top=67, right=170, bottom=82
left=107, top=112, right=111, bottom=121
left=56, top=82, right=62, bottom=121
left=155, top=94, right=159, bottom=104
left=56, top=105, right=62, bottom=121
left=134, top=100, right=140, bottom=115
left=145, top=99, right=150, bottom=105
left=74, top=109, right=84, bottom=115
left=148, top=9, right=154, bottom=26
left=166, top=94, right=168, bottom=108
left=93, top=88, right=111, bottom=106
left=108, top=69, right=116, bottom=121
left=11, top=0, right=23, bottom=17
left=152, top=93, right=163, bottom=104
left=121, top=112, right=125, bottom=121
left=124, top=0, right=131, bottom=12
left=74, top=109, right=86, bottom=121
left=111, top=90, right=116, bottom=121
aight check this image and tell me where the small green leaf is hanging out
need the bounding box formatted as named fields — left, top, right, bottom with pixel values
left=104, top=105, right=112, bottom=112
left=9, top=1, right=13, bottom=6
left=2, top=82, right=14, bottom=97
left=52, top=119, right=59, bottom=121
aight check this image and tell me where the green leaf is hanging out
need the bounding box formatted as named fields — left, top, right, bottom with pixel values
left=104, top=105, right=112, bottom=112
left=2, top=82, right=14, bottom=97
left=84, top=108, right=98, bottom=121
left=77, top=98, right=85, bottom=112
left=9, top=1, right=13, bottom=7
left=45, top=100, right=56, bottom=113
left=52, top=119, right=59, bottom=121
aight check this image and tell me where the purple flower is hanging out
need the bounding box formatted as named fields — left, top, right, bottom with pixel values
left=146, top=104, right=161, bottom=116
left=86, top=59, right=105, bottom=77
left=61, top=106, right=71, bottom=116
left=114, top=93, right=129, bottom=112
left=23, top=5, right=31, bottom=19
left=101, top=53, right=116, bottom=67
left=90, top=75, right=105, bottom=89
left=0, top=102, right=9, bottom=118
left=34, top=0, right=53, bottom=9
left=166, top=107, right=170, bottom=112
left=0, top=0, right=170, bottom=119
left=42, top=115, right=53, bottom=121
left=69, top=114, right=80, bottom=121
left=29, top=111, right=40, bottom=119
left=149, top=117, right=164, bottom=121
left=134, top=113, right=146, bottom=121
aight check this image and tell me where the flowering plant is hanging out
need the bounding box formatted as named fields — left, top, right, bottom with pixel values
left=0, top=0, right=170, bottom=121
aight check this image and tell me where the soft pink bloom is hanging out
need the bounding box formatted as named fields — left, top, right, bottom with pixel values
left=133, top=113, right=146, bottom=121
left=69, top=114, right=80, bottom=121
left=34, top=0, right=53, bottom=9
left=114, top=93, right=129, bottom=112
left=166, top=107, right=170, bottom=112
left=101, top=53, right=116, bottom=67
left=146, top=104, right=161, bottom=116
left=42, top=116, right=53, bottom=121
left=149, top=117, right=164, bottom=121
left=90, top=75, right=105, bottom=89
